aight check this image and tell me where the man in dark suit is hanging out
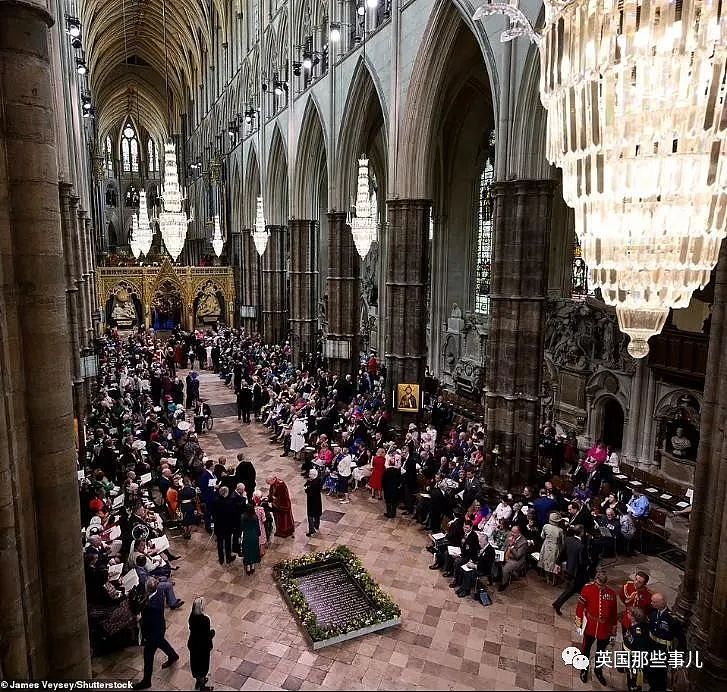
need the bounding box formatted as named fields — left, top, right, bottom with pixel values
left=234, top=452, right=256, bottom=496
left=133, top=577, right=179, bottom=689
left=212, top=486, right=237, bottom=565
left=533, top=488, right=557, bottom=527
left=237, top=381, right=253, bottom=423
left=552, top=524, right=588, bottom=614
left=567, top=500, right=594, bottom=532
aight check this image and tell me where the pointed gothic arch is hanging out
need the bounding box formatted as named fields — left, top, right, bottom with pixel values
left=293, top=96, right=328, bottom=218
left=244, top=146, right=261, bottom=229
left=397, top=0, right=498, bottom=198
left=335, top=57, right=388, bottom=212
left=266, top=124, right=289, bottom=226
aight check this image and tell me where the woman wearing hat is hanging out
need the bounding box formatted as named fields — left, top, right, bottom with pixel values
left=539, top=511, right=564, bottom=585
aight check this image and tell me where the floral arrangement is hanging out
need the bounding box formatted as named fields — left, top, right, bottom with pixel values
left=273, top=545, right=401, bottom=643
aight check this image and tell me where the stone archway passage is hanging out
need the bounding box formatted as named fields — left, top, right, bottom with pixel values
left=152, top=280, right=184, bottom=331
left=601, top=398, right=625, bottom=450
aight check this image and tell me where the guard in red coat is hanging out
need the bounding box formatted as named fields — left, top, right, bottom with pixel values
left=619, top=571, right=653, bottom=634
left=575, top=569, right=618, bottom=685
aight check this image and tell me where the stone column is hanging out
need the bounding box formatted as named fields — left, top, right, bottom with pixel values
left=75, top=206, right=90, bottom=348
left=261, top=224, right=288, bottom=344
left=83, top=216, right=98, bottom=339
left=623, top=359, right=646, bottom=462
left=289, top=219, right=319, bottom=364
left=327, top=212, right=360, bottom=375
left=485, top=179, right=555, bottom=487
left=675, top=242, right=727, bottom=690
left=384, top=199, right=431, bottom=400
left=638, top=368, right=657, bottom=467
left=240, top=230, right=260, bottom=334
left=229, top=230, right=244, bottom=327
left=0, top=0, right=91, bottom=678
left=59, top=185, right=86, bottom=455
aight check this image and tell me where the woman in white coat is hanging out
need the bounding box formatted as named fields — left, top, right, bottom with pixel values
left=290, top=414, right=308, bottom=459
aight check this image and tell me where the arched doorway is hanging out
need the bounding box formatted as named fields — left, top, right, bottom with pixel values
left=151, top=279, right=183, bottom=330
left=601, top=398, right=625, bottom=450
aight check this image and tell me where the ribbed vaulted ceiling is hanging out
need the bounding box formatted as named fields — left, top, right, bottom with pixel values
left=79, top=0, right=228, bottom=141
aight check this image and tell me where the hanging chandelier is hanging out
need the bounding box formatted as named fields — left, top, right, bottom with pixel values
left=475, top=0, right=727, bottom=358
left=158, top=141, right=192, bottom=261
left=129, top=212, right=142, bottom=258
left=136, top=189, right=154, bottom=257
left=350, top=157, right=376, bottom=258
left=252, top=196, right=269, bottom=256
left=212, top=215, right=224, bottom=256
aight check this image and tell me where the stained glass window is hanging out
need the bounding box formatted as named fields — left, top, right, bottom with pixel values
left=571, top=235, right=594, bottom=298
left=121, top=121, right=139, bottom=173
left=147, top=139, right=158, bottom=173
left=474, top=158, right=494, bottom=315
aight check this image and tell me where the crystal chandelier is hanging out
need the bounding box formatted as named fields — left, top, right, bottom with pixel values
left=158, top=141, right=192, bottom=261
left=129, top=212, right=142, bottom=258
left=475, top=0, right=727, bottom=358
left=212, top=215, right=224, bottom=256
left=252, top=196, right=269, bottom=256
left=136, top=190, right=154, bottom=257
left=350, top=157, right=376, bottom=258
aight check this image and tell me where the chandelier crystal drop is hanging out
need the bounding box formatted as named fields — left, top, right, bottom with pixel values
left=212, top=215, right=224, bottom=256
left=158, top=141, right=192, bottom=261
left=350, top=157, right=376, bottom=258
left=129, top=212, right=142, bottom=258
left=252, top=196, right=269, bottom=256
left=474, top=0, right=727, bottom=358
left=136, top=190, right=154, bottom=257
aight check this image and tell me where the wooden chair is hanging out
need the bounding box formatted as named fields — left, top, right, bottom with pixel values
left=640, top=508, right=669, bottom=553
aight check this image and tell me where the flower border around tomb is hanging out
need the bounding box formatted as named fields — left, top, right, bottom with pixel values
left=273, top=545, right=401, bottom=648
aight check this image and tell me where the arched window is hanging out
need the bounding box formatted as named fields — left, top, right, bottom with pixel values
left=147, top=139, right=158, bottom=174
left=474, top=157, right=494, bottom=315
left=104, top=135, right=113, bottom=175
left=121, top=120, right=139, bottom=173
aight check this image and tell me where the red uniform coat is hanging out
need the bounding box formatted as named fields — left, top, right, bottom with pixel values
left=576, top=582, right=618, bottom=641
left=619, top=581, right=652, bottom=630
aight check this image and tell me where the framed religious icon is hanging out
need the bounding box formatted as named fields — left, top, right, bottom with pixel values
left=396, top=383, right=420, bottom=412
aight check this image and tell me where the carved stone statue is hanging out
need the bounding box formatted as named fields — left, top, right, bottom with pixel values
left=197, top=285, right=221, bottom=320
left=111, top=288, right=137, bottom=325
left=451, top=303, right=462, bottom=319
left=670, top=427, right=692, bottom=458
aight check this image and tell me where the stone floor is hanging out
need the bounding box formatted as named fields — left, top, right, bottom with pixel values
left=92, top=370, right=683, bottom=691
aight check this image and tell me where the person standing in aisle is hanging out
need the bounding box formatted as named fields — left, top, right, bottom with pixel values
left=133, top=578, right=179, bottom=689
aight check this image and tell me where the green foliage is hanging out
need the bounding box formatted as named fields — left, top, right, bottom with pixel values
left=273, top=545, right=401, bottom=642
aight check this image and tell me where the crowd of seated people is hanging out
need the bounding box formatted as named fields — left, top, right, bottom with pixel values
left=82, top=323, right=662, bottom=672
left=79, top=328, right=281, bottom=652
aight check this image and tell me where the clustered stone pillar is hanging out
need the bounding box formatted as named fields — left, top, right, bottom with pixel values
left=59, top=184, right=86, bottom=458
left=675, top=242, right=727, bottom=690
left=384, top=199, right=431, bottom=403
left=326, top=211, right=360, bottom=375
left=485, top=179, right=555, bottom=488
left=0, top=0, right=91, bottom=678
left=289, top=219, right=319, bottom=363
left=261, top=224, right=288, bottom=344
left=240, top=230, right=260, bottom=334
